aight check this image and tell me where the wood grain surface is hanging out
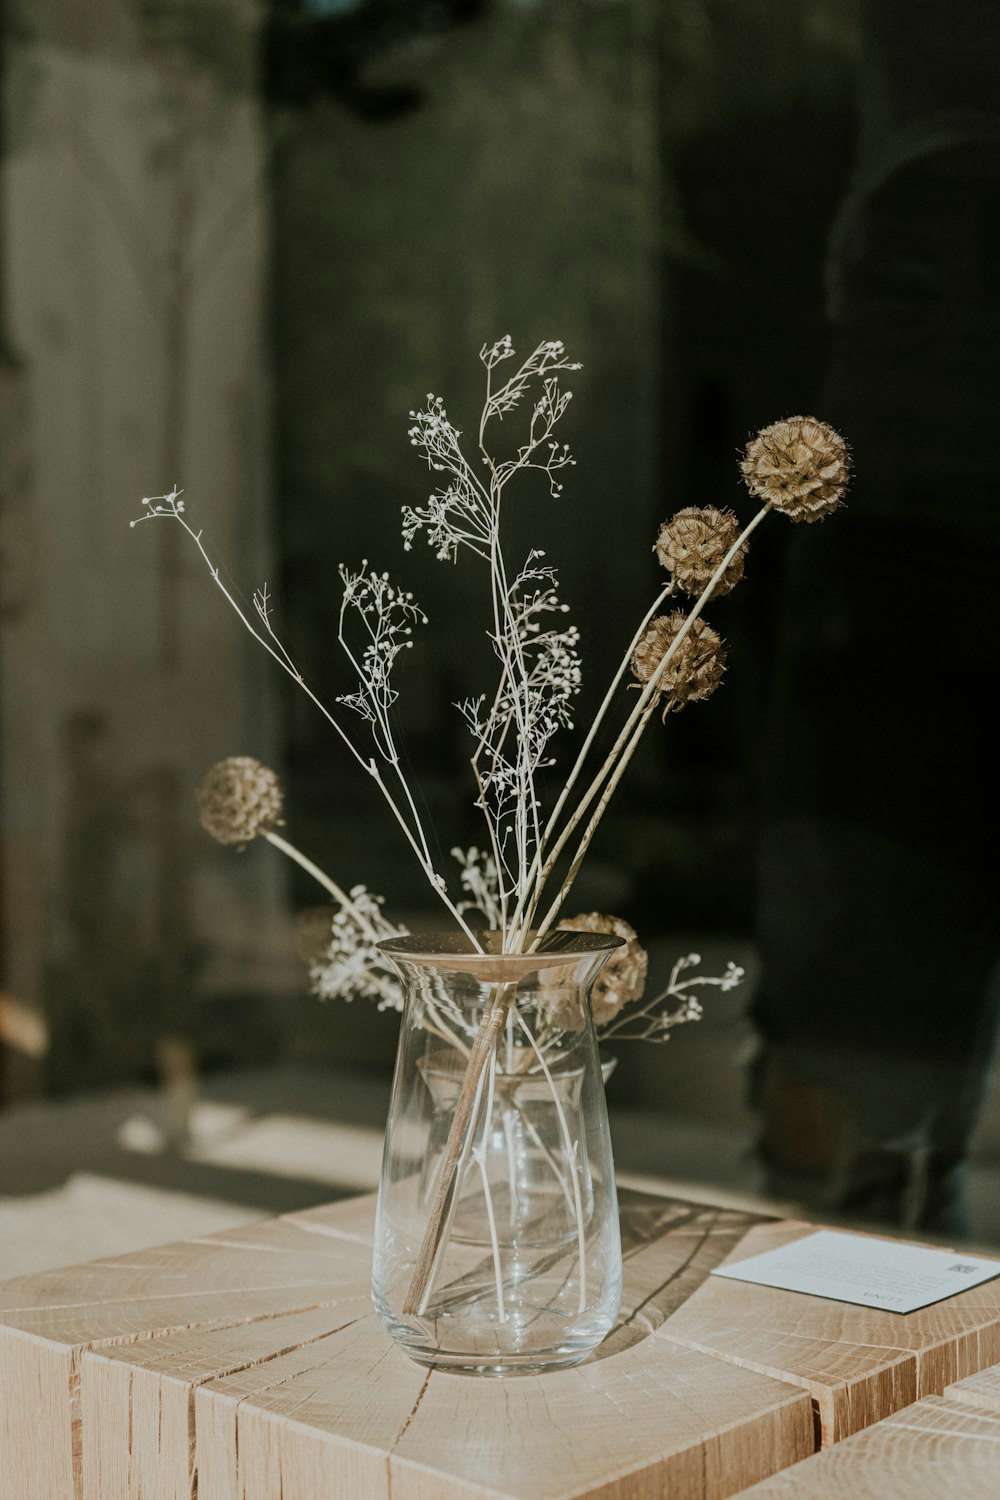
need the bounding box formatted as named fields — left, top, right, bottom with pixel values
left=0, top=1208, right=373, bottom=1500
left=660, top=1218, right=1000, bottom=1444
left=3, top=1189, right=999, bottom=1499
left=732, top=1394, right=1000, bottom=1499
left=944, top=1361, right=1000, bottom=1415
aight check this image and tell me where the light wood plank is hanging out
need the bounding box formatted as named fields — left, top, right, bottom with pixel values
left=282, top=1193, right=378, bottom=1246
left=82, top=1304, right=372, bottom=1500
left=0, top=1199, right=374, bottom=1500
left=188, top=1193, right=812, bottom=1500
left=1, top=1189, right=812, bottom=1500
left=0, top=1327, right=79, bottom=1500
left=198, top=1306, right=810, bottom=1500
left=660, top=1219, right=1000, bottom=1444
left=944, top=1361, right=1000, bottom=1414
left=8, top=1188, right=1000, bottom=1500
left=200, top=1313, right=433, bottom=1500
left=733, top=1394, right=1000, bottom=1499
left=392, top=1329, right=810, bottom=1500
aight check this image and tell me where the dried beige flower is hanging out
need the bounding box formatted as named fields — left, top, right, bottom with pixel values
left=630, top=611, right=726, bottom=711
left=197, top=756, right=284, bottom=846
left=654, top=506, right=746, bottom=597
left=555, top=913, right=649, bottom=1028
left=740, top=415, right=850, bottom=522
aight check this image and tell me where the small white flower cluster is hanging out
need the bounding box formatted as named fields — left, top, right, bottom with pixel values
left=129, top=486, right=185, bottom=527
left=336, top=564, right=427, bottom=735
left=458, top=554, right=582, bottom=888
left=451, top=846, right=503, bottom=929
left=309, top=885, right=407, bottom=1013
left=480, top=336, right=581, bottom=427
left=400, top=343, right=587, bottom=919
left=403, top=397, right=491, bottom=563
left=504, top=557, right=582, bottom=740
left=598, top=952, right=747, bottom=1044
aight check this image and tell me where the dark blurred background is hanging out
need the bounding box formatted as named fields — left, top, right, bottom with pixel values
left=2, top=0, right=999, bottom=1270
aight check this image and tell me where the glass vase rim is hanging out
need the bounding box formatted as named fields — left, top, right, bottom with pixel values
left=377, top=928, right=624, bottom=977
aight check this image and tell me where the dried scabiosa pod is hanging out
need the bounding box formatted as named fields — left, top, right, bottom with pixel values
left=740, top=415, right=850, bottom=522
left=573, top=913, right=648, bottom=1027
left=552, top=913, right=649, bottom=1028
left=654, top=505, right=746, bottom=597
left=630, top=610, right=726, bottom=711
left=196, top=756, right=284, bottom=847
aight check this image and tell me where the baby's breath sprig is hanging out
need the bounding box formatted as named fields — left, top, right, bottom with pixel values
left=599, top=951, right=746, bottom=1044
left=451, top=846, right=504, bottom=930
left=336, top=564, right=427, bottom=754
left=402, top=343, right=586, bottom=939
left=310, top=884, right=407, bottom=1015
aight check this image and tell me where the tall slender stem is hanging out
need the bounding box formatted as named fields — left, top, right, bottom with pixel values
left=532, top=505, right=772, bottom=935
left=508, top=578, right=675, bottom=936
left=473, top=1050, right=506, bottom=1323
left=403, top=984, right=514, bottom=1314
left=418, top=1058, right=490, bottom=1315
left=513, top=1005, right=588, bottom=1314
left=134, top=502, right=482, bottom=950
left=263, top=831, right=375, bottom=933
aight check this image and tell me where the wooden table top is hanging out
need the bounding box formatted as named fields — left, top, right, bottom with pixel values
left=2, top=1188, right=1000, bottom=1500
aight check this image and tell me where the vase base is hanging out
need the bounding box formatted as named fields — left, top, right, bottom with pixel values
left=375, top=1299, right=612, bottom=1376
left=395, top=1342, right=597, bottom=1377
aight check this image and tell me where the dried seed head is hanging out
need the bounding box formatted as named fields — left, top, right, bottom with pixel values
left=740, top=416, right=850, bottom=522
left=630, top=611, right=726, bottom=710
left=196, top=756, right=284, bottom=847
left=555, top=913, right=649, bottom=1028
left=654, top=506, right=746, bottom=597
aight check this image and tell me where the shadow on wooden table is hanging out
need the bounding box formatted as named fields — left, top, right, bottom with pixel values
left=596, top=1189, right=772, bottom=1360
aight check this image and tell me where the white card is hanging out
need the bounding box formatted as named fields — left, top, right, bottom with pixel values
left=710, top=1229, right=1000, bottom=1314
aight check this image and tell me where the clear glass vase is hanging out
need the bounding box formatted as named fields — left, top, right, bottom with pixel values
left=372, top=931, right=623, bottom=1375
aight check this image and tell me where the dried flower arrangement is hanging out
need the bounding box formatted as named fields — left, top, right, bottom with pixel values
left=132, top=342, right=848, bottom=1322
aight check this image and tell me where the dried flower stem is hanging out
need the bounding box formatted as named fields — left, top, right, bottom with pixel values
left=263, top=830, right=377, bottom=934
left=471, top=747, right=511, bottom=929
left=417, top=1050, right=492, bottom=1315
left=532, top=505, right=772, bottom=936
left=508, top=577, right=676, bottom=939
left=403, top=984, right=514, bottom=1314
left=336, top=583, right=436, bottom=871
left=491, top=527, right=539, bottom=920
left=472, top=1051, right=506, bottom=1323
left=132, top=494, right=482, bottom=951
left=401, top=341, right=586, bottom=1306
left=600, top=953, right=744, bottom=1043
left=513, top=1004, right=588, bottom=1313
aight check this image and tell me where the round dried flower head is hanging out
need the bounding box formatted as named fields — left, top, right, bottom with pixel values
left=197, top=757, right=284, bottom=847
left=740, top=416, right=850, bottom=522
left=630, top=611, right=726, bottom=711
left=554, top=913, right=649, bottom=1029
left=654, top=506, right=746, bottom=597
